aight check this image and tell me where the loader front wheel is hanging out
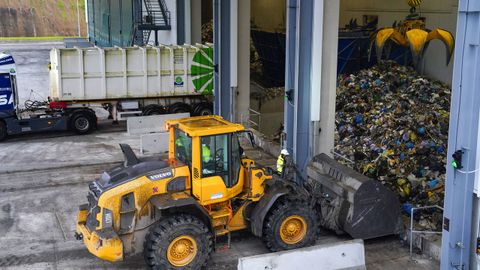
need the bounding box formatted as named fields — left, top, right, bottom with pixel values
left=262, top=200, right=318, bottom=252
left=144, top=214, right=213, bottom=270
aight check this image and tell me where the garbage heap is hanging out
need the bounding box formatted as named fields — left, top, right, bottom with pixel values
left=201, top=20, right=213, bottom=43
left=335, top=61, right=450, bottom=226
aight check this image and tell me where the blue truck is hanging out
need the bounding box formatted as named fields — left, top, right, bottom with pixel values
left=0, top=53, right=97, bottom=142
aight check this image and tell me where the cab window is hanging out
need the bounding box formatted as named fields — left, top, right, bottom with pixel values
left=174, top=128, right=192, bottom=165
left=201, top=134, right=229, bottom=184
left=201, top=134, right=241, bottom=188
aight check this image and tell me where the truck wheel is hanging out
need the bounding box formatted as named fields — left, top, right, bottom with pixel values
left=143, top=105, right=167, bottom=116
left=144, top=214, right=213, bottom=270
left=0, top=121, right=7, bottom=142
left=70, top=113, right=94, bottom=135
left=262, top=199, right=318, bottom=252
left=169, top=102, right=191, bottom=114
left=193, top=102, right=213, bottom=116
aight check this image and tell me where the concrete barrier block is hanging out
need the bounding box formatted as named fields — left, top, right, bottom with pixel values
left=127, top=113, right=190, bottom=135
left=140, top=133, right=170, bottom=155
left=238, top=239, right=366, bottom=270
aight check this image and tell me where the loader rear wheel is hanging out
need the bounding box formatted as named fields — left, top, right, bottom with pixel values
left=262, top=200, right=318, bottom=252
left=144, top=214, right=213, bottom=270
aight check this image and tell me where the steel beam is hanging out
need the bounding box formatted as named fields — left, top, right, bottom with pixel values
left=284, top=0, right=314, bottom=178
left=213, top=0, right=232, bottom=120
left=441, top=1, right=480, bottom=269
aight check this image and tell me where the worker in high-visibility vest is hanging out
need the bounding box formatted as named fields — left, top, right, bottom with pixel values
left=175, top=135, right=188, bottom=160
left=202, top=143, right=212, bottom=163
left=201, top=137, right=214, bottom=173
left=277, top=149, right=289, bottom=176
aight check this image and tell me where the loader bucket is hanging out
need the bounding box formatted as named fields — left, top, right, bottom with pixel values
left=307, top=153, right=403, bottom=239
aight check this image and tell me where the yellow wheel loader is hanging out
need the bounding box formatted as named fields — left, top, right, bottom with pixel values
left=75, top=115, right=403, bottom=269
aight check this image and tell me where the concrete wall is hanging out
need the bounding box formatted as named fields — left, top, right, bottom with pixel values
left=251, top=0, right=286, bottom=32
left=151, top=0, right=202, bottom=45
left=191, top=0, right=202, bottom=44
left=151, top=0, right=178, bottom=45
left=238, top=239, right=366, bottom=270
left=340, top=0, right=458, bottom=84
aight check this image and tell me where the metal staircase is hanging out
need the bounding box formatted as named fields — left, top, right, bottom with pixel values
left=133, top=0, right=171, bottom=46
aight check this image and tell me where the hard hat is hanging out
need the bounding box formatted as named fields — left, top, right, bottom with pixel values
left=281, top=149, right=289, bottom=156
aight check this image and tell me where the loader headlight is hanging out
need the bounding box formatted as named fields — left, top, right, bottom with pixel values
left=102, top=208, right=113, bottom=228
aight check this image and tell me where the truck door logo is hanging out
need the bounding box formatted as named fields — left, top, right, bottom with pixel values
left=0, top=94, right=12, bottom=106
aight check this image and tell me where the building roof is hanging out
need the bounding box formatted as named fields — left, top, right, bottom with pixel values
left=166, top=115, right=245, bottom=137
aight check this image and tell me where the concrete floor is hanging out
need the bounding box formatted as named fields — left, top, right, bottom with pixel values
left=0, top=125, right=438, bottom=270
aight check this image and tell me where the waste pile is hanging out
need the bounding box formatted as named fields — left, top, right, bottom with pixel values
left=334, top=61, right=450, bottom=229
left=201, top=20, right=213, bottom=43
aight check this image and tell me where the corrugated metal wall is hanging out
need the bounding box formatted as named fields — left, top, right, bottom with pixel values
left=87, top=0, right=134, bottom=47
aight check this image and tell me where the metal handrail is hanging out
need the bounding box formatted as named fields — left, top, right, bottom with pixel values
left=409, top=205, right=443, bottom=258
left=248, top=108, right=261, bottom=129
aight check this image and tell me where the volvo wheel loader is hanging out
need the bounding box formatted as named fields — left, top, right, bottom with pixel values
left=75, top=115, right=402, bottom=269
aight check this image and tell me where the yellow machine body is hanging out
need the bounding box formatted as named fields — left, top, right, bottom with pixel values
left=76, top=115, right=271, bottom=262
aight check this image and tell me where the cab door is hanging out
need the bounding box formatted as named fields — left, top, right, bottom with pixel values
left=193, top=133, right=243, bottom=205
left=0, top=73, right=14, bottom=112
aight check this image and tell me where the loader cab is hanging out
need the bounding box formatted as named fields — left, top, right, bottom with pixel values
left=167, top=116, right=247, bottom=205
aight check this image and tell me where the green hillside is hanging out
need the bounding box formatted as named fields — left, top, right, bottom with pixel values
left=0, top=0, right=87, bottom=37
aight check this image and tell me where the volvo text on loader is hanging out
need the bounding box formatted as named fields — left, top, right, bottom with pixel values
left=75, top=115, right=403, bottom=269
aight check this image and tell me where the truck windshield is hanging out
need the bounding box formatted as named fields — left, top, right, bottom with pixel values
left=174, top=128, right=192, bottom=165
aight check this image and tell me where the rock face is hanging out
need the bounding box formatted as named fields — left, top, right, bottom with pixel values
left=0, top=0, right=86, bottom=37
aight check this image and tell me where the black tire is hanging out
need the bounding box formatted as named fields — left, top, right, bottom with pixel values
left=144, top=214, right=213, bottom=270
left=192, top=102, right=213, bottom=116
left=0, top=121, right=7, bottom=142
left=143, top=104, right=167, bottom=116
left=262, top=199, right=318, bottom=252
left=70, top=113, right=95, bottom=135
left=169, top=102, right=191, bottom=114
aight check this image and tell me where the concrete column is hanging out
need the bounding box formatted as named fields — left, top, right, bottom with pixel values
left=190, top=0, right=202, bottom=44
left=313, top=0, right=339, bottom=157
left=177, top=0, right=186, bottom=44
left=184, top=0, right=191, bottom=44
left=235, top=0, right=250, bottom=123
left=284, top=0, right=297, bottom=155
left=213, top=0, right=249, bottom=123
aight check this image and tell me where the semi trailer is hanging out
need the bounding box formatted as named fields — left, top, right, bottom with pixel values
left=0, top=44, right=214, bottom=141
